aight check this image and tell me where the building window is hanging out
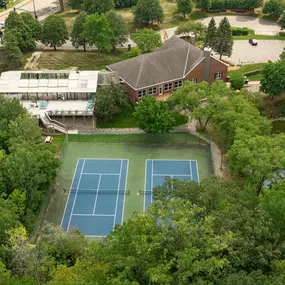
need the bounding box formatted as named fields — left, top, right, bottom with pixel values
left=164, top=83, right=173, bottom=92
left=174, top=80, right=183, bottom=88
left=148, top=87, right=157, bottom=95
left=214, top=71, right=223, bottom=80
left=138, top=89, right=147, bottom=99
left=191, top=78, right=198, bottom=83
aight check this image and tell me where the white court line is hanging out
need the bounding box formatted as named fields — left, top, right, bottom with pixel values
left=147, top=159, right=196, bottom=162
left=143, top=159, right=147, bottom=211
left=82, top=173, right=120, bottom=175
left=121, top=160, right=129, bottom=224
left=151, top=160, right=154, bottom=204
left=85, top=235, right=106, bottom=237
left=93, top=174, right=101, bottom=215
left=67, top=159, right=86, bottom=231
left=77, top=158, right=127, bottom=161
left=153, top=174, right=192, bottom=177
left=113, top=159, right=123, bottom=229
left=72, top=214, right=114, bottom=217
left=61, top=159, right=80, bottom=227
left=189, top=160, right=192, bottom=178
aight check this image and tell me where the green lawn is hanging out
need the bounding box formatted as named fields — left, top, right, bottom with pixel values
left=96, top=103, right=188, bottom=129
left=37, top=50, right=130, bottom=70
left=228, top=63, right=265, bottom=81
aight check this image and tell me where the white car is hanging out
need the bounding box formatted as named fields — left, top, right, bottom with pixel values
left=0, top=21, right=5, bottom=29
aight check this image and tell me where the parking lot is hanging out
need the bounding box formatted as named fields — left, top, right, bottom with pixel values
left=199, top=16, right=281, bottom=36
left=221, top=40, right=285, bottom=65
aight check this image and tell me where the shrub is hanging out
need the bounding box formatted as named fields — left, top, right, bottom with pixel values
left=231, top=27, right=254, bottom=36
left=279, top=31, right=285, bottom=36
left=229, top=70, right=244, bottom=90
left=127, top=47, right=142, bottom=58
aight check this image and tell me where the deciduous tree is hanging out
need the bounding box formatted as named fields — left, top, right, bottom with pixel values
left=95, top=84, right=129, bottom=121
left=260, top=60, right=285, bottom=99
left=83, top=13, right=115, bottom=52
left=81, top=0, right=114, bottom=15
left=227, top=134, right=285, bottom=194
left=263, top=0, right=285, bottom=18
left=229, top=70, right=244, bottom=90
left=114, top=0, right=138, bottom=8
left=213, top=17, right=233, bottom=60
left=133, top=95, right=175, bottom=133
left=71, top=11, right=88, bottom=51
left=133, top=0, right=164, bottom=27
left=175, top=21, right=206, bottom=39
left=177, top=0, right=193, bottom=18
left=106, top=11, right=129, bottom=50
left=278, top=10, right=285, bottom=29
left=131, top=28, right=162, bottom=52
left=41, top=14, right=68, bottom=51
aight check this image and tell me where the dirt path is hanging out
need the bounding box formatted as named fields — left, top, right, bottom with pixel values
left=24, top=51, right=42, bottom=70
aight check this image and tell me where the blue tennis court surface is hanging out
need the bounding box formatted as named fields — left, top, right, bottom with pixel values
left=144, top=159, right=199, bottom=210
left=61, top=158, right=128, bottom=236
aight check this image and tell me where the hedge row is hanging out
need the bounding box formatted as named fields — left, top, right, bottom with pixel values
left=231, top=27, right=254, bottom=36
left=207, top=0, right=261, bottom=11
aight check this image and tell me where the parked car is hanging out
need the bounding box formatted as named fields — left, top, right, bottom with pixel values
left=249, top=39, right=258, bottom=46
left=0, top=21, right=5, bottom=29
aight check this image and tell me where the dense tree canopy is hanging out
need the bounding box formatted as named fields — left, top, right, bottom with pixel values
left=95, top=84, right=129, bottom=121
left=131, top=28, right=162, bottom=52
left=83, top=13, right=115, bottom=52
left=263, top=0, right=285, bottom=17
left=133, top=0, right=164, bottom=27
left=41, top=14, right=69, bottom=50
left=81, top=0, right=114, bottom=15
left=114, top=0, right=138, bottom=8
left=71, top=11, right=88, bottom=51
left=4, top=11, right=36, bottom=52
left=133, top=95, right=175, bottom=133
left=176, top=0, right=193, bottom=18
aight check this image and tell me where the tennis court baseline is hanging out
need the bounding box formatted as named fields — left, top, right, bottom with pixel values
left=144, top=159, right=199, bottom=210
left=61, top=158, right=128, bottom=236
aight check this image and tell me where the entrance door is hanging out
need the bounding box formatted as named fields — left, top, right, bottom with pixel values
left=159, top=85, right=163, bottom=95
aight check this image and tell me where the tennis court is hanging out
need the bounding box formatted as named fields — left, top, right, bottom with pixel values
left=144, top=159, right=199, bottom=210
left=61, top=158, right=128, bottom=237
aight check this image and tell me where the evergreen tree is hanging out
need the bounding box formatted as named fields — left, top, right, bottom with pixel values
left=3, top=30, right=22, bottom=70
left=213, top=17, right=233, bottom=60
left=197, top=0, right=212, bottom=11
left=133, top=0, right=164, bottom=27
left=81, top=0, right=114, bottom=15
left=41, top=15, right=69, bottom=51
left=278, top=11, right=285, bottom=29
left=177, top=0, right=193, bottom=18
left=106, top=11, right=129, bottom=51
left=69, top=0, right=83, bottom=9
left=20, top=12, right=42, bottom=41
left=4, top=11, right=36, bottom=52
left=71, top=11, right=88, bottom=51
left=205, top=17, right=216, bottom=48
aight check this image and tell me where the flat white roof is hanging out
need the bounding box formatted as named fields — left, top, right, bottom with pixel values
left=0, top=70, right=99, bottom=93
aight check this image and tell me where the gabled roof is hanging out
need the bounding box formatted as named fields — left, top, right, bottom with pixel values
left=107, top=36, right=205, bottom=89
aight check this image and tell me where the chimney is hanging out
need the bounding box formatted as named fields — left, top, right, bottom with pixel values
left=203, top=47, right=211, bottom=83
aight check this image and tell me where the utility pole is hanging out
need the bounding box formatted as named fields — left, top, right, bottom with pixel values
left=32, top=0, right=38, bottom=19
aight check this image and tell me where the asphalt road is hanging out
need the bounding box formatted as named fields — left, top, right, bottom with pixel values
left=199, top=15, right=281, bottom=36
left=0, top=0, right=60, bottom=22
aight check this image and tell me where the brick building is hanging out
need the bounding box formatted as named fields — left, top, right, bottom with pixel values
left=107, top=36, right=228, bottom=102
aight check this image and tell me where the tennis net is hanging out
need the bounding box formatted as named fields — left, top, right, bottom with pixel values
left=63, top=188, right=131, bottom=195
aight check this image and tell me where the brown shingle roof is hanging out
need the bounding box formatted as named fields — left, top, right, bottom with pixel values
left=107, top=36, right=205, bottom=89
